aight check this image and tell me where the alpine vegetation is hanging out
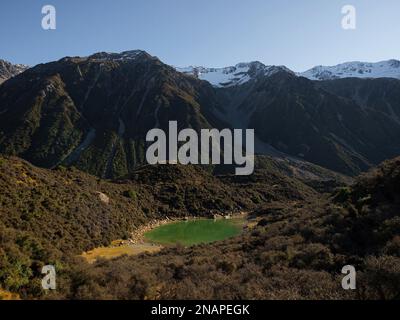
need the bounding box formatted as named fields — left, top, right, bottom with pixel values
left=146, top=121, right=255, bottom=175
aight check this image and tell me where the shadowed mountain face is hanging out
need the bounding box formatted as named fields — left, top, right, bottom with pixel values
left=0, top=51, right=400, bottom=177
left=0, top=51, right=220, bottom=178
left=213, top=72, right=400, bottom=175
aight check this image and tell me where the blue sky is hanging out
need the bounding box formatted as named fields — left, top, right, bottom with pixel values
left=1, top=0, right=399, bottom=71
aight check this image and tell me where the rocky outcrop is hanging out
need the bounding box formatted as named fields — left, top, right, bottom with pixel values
left=0, top=59, right=28, bottom=84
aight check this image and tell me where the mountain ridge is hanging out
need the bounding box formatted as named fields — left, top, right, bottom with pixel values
left=176, top=62, right=293, bottom=88
left=299, top=59, right=400, bottom=81
left=176, top=59, right=400, bottom=87
left=0, top=59, right=28, bottom=84
left=5, top=52, right=400, bottom=87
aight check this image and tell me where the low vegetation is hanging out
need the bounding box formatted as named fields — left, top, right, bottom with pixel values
left=0, top=155, right=317, bottom=298
left=47, top=157, right=399, bottom=300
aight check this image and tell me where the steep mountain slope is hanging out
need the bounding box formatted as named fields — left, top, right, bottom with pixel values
left=299, top=60, right=400, bottom=80
left=0, top=51, right=220, bottom=178
left=317, top=77, right=400, bottom=123
left=0, top=59, right=28, bottom=84
left=212, top=70, right=400, bottom=175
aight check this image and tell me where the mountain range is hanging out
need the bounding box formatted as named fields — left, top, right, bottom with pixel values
left=176, top=59, right=400, bottom=87
left=1, top=52, right=400, bottom=177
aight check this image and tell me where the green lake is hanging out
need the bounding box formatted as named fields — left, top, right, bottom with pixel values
left=144, top=218, right=244, bottom=246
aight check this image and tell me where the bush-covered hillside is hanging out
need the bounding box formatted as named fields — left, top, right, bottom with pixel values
left=0, top=155, right=317, bottom=298
left=42, top=157, right=400, bottom=300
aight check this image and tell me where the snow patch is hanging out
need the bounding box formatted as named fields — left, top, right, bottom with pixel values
left=299, top=60, right=400, bottom=80
left=176, top=62, right=291, bottom=88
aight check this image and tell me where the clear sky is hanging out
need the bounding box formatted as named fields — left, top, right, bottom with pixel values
left=1, top=0, right=399, bottom=71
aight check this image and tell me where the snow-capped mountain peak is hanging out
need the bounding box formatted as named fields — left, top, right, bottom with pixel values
left=299, top=59, right=400, bottom=80
left=0, top=59, right=29, bottom=84
left=176, top=62, right=293, bottom=87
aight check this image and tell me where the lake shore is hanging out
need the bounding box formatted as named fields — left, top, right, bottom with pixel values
left=81, top=211, right=248, bottom=263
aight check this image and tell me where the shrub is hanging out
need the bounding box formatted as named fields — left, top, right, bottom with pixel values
left=333, top=187, right=351, bottom=203
left=123, top=190, right=137, bottom=201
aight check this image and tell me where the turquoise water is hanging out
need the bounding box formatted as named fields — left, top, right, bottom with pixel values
left=144, top=219, right=243, bottom=246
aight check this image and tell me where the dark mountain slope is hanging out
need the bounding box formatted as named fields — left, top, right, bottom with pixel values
left=214, top=71, right=400, bottom=175
left=317, top=77, right=400, bottom=124
left=0, top=51, right=219, bottom=178
left=1, top=51, right=400, bottom=178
